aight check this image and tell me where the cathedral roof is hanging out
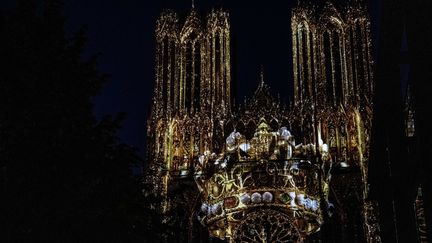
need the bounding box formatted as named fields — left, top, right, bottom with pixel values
left=242, top=68, right=285, bottom=118
left=252, top=70, right=276, bottom=109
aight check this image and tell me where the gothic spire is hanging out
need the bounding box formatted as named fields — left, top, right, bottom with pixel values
left=260, top=65, right=265, bottom=87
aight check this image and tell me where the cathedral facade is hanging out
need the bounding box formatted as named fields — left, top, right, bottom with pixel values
left=145, top=1, right=378, bottom=242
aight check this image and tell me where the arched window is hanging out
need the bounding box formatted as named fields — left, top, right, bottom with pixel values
left=355, top=20, right=365, bottom=99
left=162, top=37, right=170, bottom=110
left=323, top=30, right=334, bottom=106
left=193, top=41, right=201, bottom=111
left=245, top=120, right=256, bottom=140
left=301, top=27, right=310, bottom=100
left=171, top=122, right=181, bottom=171
left=333, top=30, right=343, bottom=104
left=170, top=40, right=176, bottom=110
left=236, top=121, right=245, bottom=135
left=349, top=26, right=358, bottom=99
left=309, top=31, right=315, bottom=99
left=295, top=27, right=301, bottom=101
left=270, top=118, right=279, bottom=131
left=224, top=120, right=234, bottom=138
left=185, top=41, right=193, bottom=111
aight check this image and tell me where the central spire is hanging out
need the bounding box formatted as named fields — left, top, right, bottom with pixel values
left=192, top=0, right=195, bottom=9
left=260, top=65, right=265, bottom=87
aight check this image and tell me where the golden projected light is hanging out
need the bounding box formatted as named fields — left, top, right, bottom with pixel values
left=194, top=120, right=331, bottom=241
left=145, top=1, right=382, bottom=242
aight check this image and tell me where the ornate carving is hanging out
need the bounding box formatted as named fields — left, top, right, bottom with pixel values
left=232, top=210, right=302, bottom=243
left=195, top=120, right=329, bottom=240
left=146, top=1, right=379, bottom=242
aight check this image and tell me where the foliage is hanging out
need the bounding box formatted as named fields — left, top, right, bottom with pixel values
left=0, top=1, right=158, bottom=241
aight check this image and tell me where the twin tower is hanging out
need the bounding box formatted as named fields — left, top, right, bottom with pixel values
left=152, top=7, right=231, bottom=120
left=147, top=1, right=375, bottom=241
left=151, top=0, right=374, bottom=122
left=148, top=0, right=373, bottom=200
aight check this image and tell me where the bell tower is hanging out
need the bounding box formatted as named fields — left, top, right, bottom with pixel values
left=153, top=10, right=179, bottom=120
left=291, top=1, right=378, bottom=242
left=203, top=9, right=231, bottom=116
left=147, top=4, right=232, bottom=201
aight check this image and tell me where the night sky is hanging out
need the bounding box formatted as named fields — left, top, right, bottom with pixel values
left=2, top=0, right=383, bottom=156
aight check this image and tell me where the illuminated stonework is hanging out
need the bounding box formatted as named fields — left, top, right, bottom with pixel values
left=148, top=6, right=231, bottom=180
left=145, top=1, right=380, bottom=242
left=292, top=1, right=374, bottom=107
left=194, top=119, right=331, bottom=240
left=232, top=210, right=302, bottom=242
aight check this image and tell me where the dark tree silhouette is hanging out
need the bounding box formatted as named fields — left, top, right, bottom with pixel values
left=0, top=1, right=159, bottom=241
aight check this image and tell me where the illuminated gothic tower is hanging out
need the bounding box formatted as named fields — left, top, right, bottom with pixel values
left=148, top=6, right=231, bottom=194
left=291, top=1, right=379, bottom=242
left=153, top=7, right=231, bottom=118
left=291, top=0, right=374, bottom=170
left=292, top=0, right=373, bottom=108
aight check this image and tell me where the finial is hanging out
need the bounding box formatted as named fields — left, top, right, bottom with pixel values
left=260, top=65, right=265, bottom=86
left=192, top=0, right=195, bottom=9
